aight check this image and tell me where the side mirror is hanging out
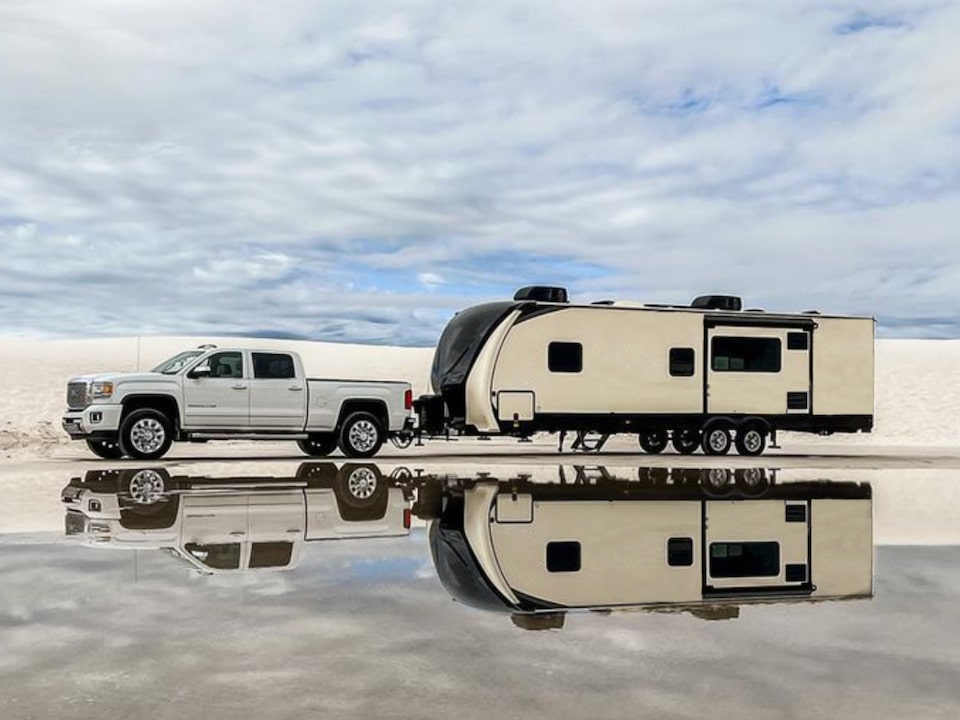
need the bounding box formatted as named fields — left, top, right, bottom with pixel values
left=189, top=364, right=212, bottom=379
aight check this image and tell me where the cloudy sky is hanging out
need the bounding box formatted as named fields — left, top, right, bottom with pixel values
left=1, top=0, right=958, bottom=344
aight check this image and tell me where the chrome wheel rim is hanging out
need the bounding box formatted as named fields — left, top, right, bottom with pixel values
left=742, top=468, right=763, bottom=486
left=708, top=430, right=728, bottom=452
left=743, top=430, right=763, bottom=453
left=128, top=469, right=165, bottom=504
left=707, top=468, right=729, bottom=487
left=130, top=418, right=165, bottom=454
left=348, top=420, right=379, bottom=453
left=347, top=467, right=378, bottom=499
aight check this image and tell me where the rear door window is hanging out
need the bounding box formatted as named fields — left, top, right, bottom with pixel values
left=252, top=353, right=296, bottom=379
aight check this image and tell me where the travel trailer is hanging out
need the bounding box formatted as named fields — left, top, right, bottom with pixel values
left=415, top=287, right=875, bottom=455
left=428, top=469, right=873, bottom=623
left=62, top=463, right=412, bottom=574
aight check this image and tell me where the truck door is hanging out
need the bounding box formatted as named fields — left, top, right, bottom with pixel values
left=706, top=324, right=812, bottom=416
left=183, top=351, right=251, bottom=428
left=704, top=500, right=810, bottom=593
left=246, top=490, right=304, bottom=569
left=249, top=352, right=307, bottom=429
left=180, top=494, right=249, bottom=571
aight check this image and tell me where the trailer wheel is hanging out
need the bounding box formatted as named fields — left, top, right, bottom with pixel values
left=735, top=426, right=767, bottom=456
left=702, top=426, right=732, bottom=456
left=638, top=431, right=668, bottom=454
left=298, top=434, right=338, bottom=457
left=338, top=412, right=384, bottom=458
left=671, top=429, right=700, bottom=455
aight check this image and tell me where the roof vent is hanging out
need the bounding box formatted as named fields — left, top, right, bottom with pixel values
left=691, top=295, right=742, bottom=312
left=514, top=286, right=569, bottom=303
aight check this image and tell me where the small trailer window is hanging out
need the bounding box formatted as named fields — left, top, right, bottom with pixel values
left=546, top=541, right=581, bottom=572
left=667, top=537, right=694, bottom=566
left=787, top=332, right=809, bottom=351
left=548, top=342, right=583, bottom=373
left=711, top=337, right=781, bottom=373
left=669, top=348, right=696, bottom=377
left=709, top=542, right=780, bottom=578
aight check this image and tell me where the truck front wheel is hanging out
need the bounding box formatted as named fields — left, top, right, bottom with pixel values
left=297, top=434, right=338, bottom=457
left=86, top=438, right=124, bottom=460
left=338, top=412, right=384, bottom=458
left=119, top=409, right=173, bottom=460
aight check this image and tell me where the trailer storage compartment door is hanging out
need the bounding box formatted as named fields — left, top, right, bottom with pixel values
left=706, top=323, right=812, bottom=416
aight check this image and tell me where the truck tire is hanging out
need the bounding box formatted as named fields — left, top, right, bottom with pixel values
left=86, top=438, right=124, bottom=460
left=297, top=434, right=338, bottom=457
left=702, top=426, right=732, bottom=456
left=638, top=431, right=668, bottom=454
left=118, top=408, right=173, bottom=460
left=338, top=412, right=384, bottom=458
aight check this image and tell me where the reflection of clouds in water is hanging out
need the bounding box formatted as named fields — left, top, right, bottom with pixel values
left=0, top=541, right=959, bottom=718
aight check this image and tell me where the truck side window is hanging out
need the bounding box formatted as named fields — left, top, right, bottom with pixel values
left=249, top=542, right=294, bottom=568
left=669, top=348, right=695, bottom=377
left=252, top=353, right=296, bottom=379
left=711, top=337, right=781, bottom=373
left=548, top=342, right=582, bottom=373
left=207, top=352, right=244, bottom=379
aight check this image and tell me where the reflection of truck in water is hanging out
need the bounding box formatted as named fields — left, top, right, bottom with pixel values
left=427, top=468, right=873, bottom=627
left=61, top=463, right=412, bottom=574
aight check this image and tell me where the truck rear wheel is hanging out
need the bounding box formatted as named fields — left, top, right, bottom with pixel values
left=297, top=434, right=338, bottom=457
left=86, top=438, right=124, bottom=460
left=638, top=431, right=668, bottom=454
left=119, top=409, right=173, bottom=460
left=338, top=412, right=384, bottom=458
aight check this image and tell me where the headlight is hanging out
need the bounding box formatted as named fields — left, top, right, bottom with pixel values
left=92, top=381, right=114, bottom=400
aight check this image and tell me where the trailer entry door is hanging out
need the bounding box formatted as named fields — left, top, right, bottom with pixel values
left=705, top=324, right=812, bottom=416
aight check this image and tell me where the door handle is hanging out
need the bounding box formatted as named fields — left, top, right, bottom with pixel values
left=286, top=528, right=302, bottom=534
left=288, top=385, right=303, bottom=392
left=229, top=531, right=246, bottom=536
left=232, top=384, right=248, bottom=390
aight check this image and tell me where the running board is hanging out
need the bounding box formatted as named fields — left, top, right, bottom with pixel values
left=189, top=433, right=310, bottom=441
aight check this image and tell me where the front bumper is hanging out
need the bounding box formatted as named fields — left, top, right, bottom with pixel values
left=62, top=404, right=124, bottom=439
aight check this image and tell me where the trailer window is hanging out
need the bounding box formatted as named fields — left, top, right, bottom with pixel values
left=252, top=353, right=296, bottom=379
left=787, top=332, right=809, bottom=351
left=709, top=542, right=780, bottom=578
left=546, top=541, right=581, bottom=572
left=711, top=337, right=781, bottom=373
left=548, top=342, right=582, bottom=373
left=669, top=348, right=696, bottom=377
left=667, top=537, right=694, bottom=566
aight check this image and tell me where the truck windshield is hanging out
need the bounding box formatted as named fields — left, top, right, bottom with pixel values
left=152, top=351, right=204, bottom=375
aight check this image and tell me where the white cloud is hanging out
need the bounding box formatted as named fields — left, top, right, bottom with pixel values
left=0, top=0, right=958, bottom=342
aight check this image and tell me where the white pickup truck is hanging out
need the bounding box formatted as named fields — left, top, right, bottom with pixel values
left=62, top=346, right=414, bottom=460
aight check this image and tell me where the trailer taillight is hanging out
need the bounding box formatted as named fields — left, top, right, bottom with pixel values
left=403, top=508, right=412, bottom=529
left=404, top=389, right=413, bottom=410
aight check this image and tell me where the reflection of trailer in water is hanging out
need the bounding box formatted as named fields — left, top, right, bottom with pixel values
left=426, top=469, right=872, bottom=628
left=61, top=463, right=412, bottom=574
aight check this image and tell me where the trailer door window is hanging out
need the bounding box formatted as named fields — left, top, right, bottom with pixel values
left=548, top=342, right=583, bottom=373
left=709, top=542, right=780, bottom=578
left=669, top=348, right=696, bottom=377
left=711, top=337, right=781, bottom=373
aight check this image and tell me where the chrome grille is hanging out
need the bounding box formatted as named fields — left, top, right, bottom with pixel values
left=67, top=382, right=90, bottom=410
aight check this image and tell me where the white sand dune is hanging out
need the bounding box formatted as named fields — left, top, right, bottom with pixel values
left=0, top=336, right=958, bottom=457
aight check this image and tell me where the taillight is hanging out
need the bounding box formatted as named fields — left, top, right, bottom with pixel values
left=403, top=508, right=412, bottom=529
left=404, top=389, right=413, bottom=410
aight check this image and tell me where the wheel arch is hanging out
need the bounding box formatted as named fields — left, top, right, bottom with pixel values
left=121, top=395, right=181, bottom=429
left=336, top=399, right=389, bottom=430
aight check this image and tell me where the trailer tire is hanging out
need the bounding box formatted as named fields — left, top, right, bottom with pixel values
left=338, top=412, right=384, bottom=458
left=638, top=431, right=668, bottom=454
left=735, top=426, right=767, bottom=456
left=671, top=429, right=700, bottom=455
left=702, top=425, right=732, bottom=456
left=298, top=434, right=338, bottom=457
left=118, top=409, right=173, bottom=460
left=86, top=438, right=124, bottom=460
